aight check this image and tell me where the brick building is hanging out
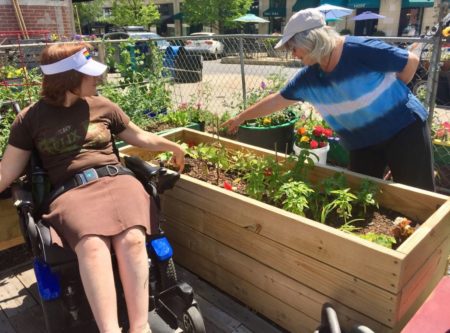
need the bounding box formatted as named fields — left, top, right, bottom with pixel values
left=0, top=0, right=75, bottom=38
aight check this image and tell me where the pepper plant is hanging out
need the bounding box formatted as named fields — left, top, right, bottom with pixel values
left=274, top=181, right=314, bottom=216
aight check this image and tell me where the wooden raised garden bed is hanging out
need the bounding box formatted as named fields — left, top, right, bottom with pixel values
left=127, top=129, right=449, bottom=331
left=120, top=128, right=450, bottom=332
left=0, top=198, right=23, bottom=251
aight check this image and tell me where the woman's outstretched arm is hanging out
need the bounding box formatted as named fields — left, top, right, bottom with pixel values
left=0, top=145, right=31, bottom=193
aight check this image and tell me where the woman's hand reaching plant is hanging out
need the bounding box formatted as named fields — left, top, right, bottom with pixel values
left=221, top=115, right=244, bottom=134
left=169, top=145, right=186, bottom=172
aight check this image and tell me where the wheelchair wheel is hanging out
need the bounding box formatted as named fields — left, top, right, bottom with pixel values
left=182, top=306, right=206, bottom=333
left=158, top=258, right=178, bottom=291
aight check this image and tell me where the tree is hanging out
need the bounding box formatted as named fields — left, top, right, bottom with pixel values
left=183, top=0, right=253, bottom=33
left=73, top=0, right=105, bottom=33
left=108, top=0, right=160, bottom=29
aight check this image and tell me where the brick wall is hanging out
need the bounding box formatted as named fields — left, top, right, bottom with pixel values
left=0, top=3, right=75, bottom=37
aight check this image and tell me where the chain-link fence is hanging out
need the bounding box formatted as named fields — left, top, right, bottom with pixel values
left=1, top=33, right=450, bottom=192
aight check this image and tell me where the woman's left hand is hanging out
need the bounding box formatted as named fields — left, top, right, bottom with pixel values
left=170, top=145, right=185, bottom=172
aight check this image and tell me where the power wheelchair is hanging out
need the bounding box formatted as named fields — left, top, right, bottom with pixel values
left=7, top=101, right=206, bottom=333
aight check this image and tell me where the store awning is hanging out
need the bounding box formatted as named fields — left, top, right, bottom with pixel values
left=172, top=12, right=184, bottom=20
left=293, top=0, right=320, bottom=12
left=263, top=7, right=287, bottom=17
left=319, top=0, right=347, bottom=6
left=346, top=0, right=380, bottom=9
left=402, top=0, right=434, bottom=8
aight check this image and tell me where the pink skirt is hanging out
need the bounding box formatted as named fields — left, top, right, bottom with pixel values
left=43, top=175, right=155, bottom=250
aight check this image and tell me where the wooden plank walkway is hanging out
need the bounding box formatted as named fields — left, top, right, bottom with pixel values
left=0, top=260, right=286, bottom=333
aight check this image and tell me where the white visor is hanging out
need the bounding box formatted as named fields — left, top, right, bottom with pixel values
left=40, top=48, right=107, bottom=76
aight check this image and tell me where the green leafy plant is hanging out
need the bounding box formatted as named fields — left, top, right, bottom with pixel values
left=173, top=102, right=212, bottom=126
left=309, top=172, right=346, bottom=222
left=241, top=156, right=268, bottom=200
left=160, top=109, right=191, bottom=127
left=355, top=179, right=379, bottom=214
left=359, top=233, right=396, bottom=248
left=100, top=41, right=171, bottom=130
left=274, top=181, right=314, bottom=216
left=0, top=105, right=16, bottom=155
left=321, top=188, right=357, bottom=224
left=0, top=67, right=42, bottom=155
left=0, top=66, right=42, bottom=108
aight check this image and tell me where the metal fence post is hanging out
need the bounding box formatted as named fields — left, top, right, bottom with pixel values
left=239, top=36, right=247, bottom=108
left=426, top=1, right=448, bottom=124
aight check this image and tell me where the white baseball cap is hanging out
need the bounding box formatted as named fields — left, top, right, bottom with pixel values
left=274, top=8, right=326, bottom=50
left=40, top=47, right=107, bottom=76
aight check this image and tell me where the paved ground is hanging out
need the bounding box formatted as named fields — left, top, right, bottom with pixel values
left=0, top=260, right=285, bottom=333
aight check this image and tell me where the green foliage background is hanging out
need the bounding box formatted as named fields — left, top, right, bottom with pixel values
left=183, top=0, right=253, bottom=32
left=109, top=0, right=160, bottom=29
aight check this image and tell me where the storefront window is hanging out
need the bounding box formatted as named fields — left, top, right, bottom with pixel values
left=271, top=0, right=286, bottom=9
left=268, top=0, right=286, bottom=34
left=398, top=8, right=424, bottom=36
left=250, top=0, right=259, bottom=15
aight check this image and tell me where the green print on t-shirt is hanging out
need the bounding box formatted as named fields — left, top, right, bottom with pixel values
left=83, top=123, right=110, bottom=149
left=37, top=127, right=83, bottom=155
left=36, top=121, right=110, bottom=155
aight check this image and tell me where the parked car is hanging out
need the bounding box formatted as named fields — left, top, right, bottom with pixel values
left=103, top=31, right=171, bottom=52
left=184, top=32, right=224, bottom=59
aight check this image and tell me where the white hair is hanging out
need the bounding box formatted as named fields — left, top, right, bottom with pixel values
left=286, top=26, right=341, bottom=63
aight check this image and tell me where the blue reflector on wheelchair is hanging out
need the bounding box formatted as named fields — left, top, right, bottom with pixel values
left=33, top=259, right=61, bottom=301
left=150, top=237, right=173, bottom=261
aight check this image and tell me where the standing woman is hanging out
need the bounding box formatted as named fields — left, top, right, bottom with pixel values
left=222, top=8, right=435, bottom=191
left=0, top=43, right=185, bottom=333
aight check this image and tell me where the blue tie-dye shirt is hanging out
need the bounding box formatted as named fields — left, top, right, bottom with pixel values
left=280, top=36, right=428, bottom=150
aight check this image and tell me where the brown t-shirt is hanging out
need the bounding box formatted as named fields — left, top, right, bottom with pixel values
left=9, top=96, right=130, bottom=185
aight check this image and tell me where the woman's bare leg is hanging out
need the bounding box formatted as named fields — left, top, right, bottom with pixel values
left=75, top=235, right=121, bottom=333
left=112, top=227, right=150, bottom=333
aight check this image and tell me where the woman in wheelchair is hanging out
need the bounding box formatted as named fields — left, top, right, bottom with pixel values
left=0, top=43, right=185, bottom=333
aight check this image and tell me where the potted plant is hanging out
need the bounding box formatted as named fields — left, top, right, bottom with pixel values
left=229, top=74, right=301, bottom=154
left=237, top=108, right=298, bottom=153
left=173, top=101, right=214, bottom=132
left=292, top=105, right=349, bottom=167
left=293, top=119, right=333, bottom=164
left=120, top=128, right=450, bottom=333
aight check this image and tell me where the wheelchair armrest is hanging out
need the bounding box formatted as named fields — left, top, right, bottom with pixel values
left=123, top=156, right=180, bottom=194
left=124, top=156, right=159, bottom=181
left=158, top=169, right=180, bottom=194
